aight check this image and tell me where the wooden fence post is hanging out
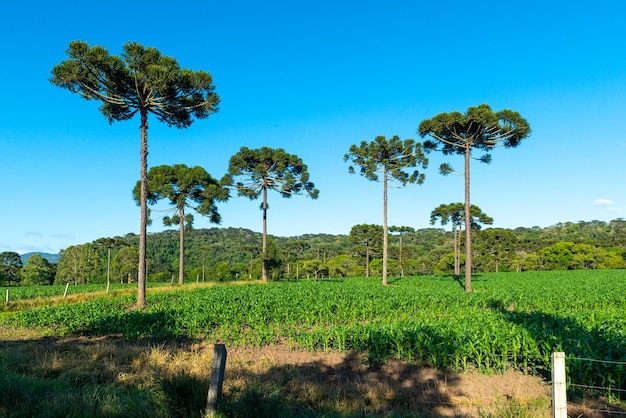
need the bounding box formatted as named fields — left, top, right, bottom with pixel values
left=5, top=289, right=9, bottom=305
left=63, top=283, right=70, bottom=298
left=552, top=352, right=567, bottom=418
left=205, top=344, right=227, bottom=417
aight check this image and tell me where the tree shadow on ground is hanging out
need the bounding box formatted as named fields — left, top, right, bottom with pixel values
left=221, top=349, right=469, bottom=417
left=0, top=335, right=209, bottom=417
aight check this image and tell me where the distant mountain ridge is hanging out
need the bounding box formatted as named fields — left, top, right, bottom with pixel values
left=20, top=252, right=60, bottom=265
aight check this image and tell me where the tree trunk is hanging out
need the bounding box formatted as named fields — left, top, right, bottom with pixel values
left=261, top=186, right=269, bottom=282
left=365, top=244, right=370, bottom=277
left=178, top=206, right=185, bottom=285
left=464, top=142, right=472, bottom=292
left=249, top=251, right=253, bottom=279
left=399, top=235, right=404, bottom=278
left=453, top=223, right=460, bottom=280
left=106, top=248, right=111, bottom=293
left=382, top=169, right=389, bottom=286
left=137, top=109, right=148, bottom=307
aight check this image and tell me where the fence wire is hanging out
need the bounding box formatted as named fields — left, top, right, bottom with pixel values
left=570, top=383, right=626, bottom=394
left=571, top=357, right=626, bottom=366
left=567, top=401, right=626, bottom=416
left=565, top=355, right=626, bottom=414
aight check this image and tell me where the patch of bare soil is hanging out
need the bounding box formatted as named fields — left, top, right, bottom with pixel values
left=225, top=345, right=552, bottom=417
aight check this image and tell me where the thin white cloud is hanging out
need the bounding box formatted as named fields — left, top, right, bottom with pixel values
left=592, top=198, right=615, bottom=207
left=591, top=198, right=623, bottom=216
left=17, top=245, right=59, bottom=255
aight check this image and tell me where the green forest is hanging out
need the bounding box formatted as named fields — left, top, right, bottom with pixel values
left=2, top=218, right=626, bottom=287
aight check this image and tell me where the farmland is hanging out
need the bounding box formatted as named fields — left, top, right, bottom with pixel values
left=1, top=270, right=625, bottom=417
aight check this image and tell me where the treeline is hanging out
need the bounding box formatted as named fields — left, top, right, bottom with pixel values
left=2, top=219, right=625, bottom=287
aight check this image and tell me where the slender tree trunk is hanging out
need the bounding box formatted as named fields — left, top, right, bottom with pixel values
left=464, top=143, right=472, bottom=292
left=178, top=206, right=185, bottom=285
left=453, top=224, right=459, bottom=279
left=261, top=186, right=269, bottom=282
left=137, top=109, right=148, bottom=307
left=399, top=235, right=404, bottom=278
left=365, top=244, right=370, bottom=277
left=249, top=251, right=253, bottom=279
left=382, top=169, right=389, bottom=286
left=106, top=248, right=111, bottom=293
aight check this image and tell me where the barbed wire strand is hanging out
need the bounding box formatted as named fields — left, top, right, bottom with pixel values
left=567, top=402, right=626, bottom=415
left=569, top=383, right=626, bottom=394
left=567, top=357, right=626, bottom=366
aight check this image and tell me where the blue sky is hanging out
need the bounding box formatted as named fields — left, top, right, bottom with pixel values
left=2, top=1, right=626, bottom=255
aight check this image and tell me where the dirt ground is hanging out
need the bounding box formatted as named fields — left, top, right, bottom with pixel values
left=224, top=345, right=552, bottom=417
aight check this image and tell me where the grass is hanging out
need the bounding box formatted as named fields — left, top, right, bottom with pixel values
left=1, top=281, right=257, bottom=313
left=0, top=335, right=209, bottom=417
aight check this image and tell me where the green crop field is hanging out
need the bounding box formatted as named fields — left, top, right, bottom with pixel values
left=2, top=270, right=625, bottom=399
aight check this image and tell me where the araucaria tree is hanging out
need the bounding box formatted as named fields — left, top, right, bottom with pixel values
left=224, top=147, right=319, bottom=282
left=430, top=203, right=493, bottom=280
left=349, top=224, right=383, bottom=278
left=418, top=104, right=530, bottom=292
left=51, top=41, right=220, bottom=307
left=133, top=164, right=228, bottom=285
left=345, top=135, right=428, bottom=285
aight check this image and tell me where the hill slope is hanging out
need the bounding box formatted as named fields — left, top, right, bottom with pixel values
left=20, top=252, right=60, bottom=265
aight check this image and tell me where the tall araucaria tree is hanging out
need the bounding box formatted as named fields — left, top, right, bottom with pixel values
left=345, top=135, right=428, bottom=286
left=133, top=164, right=228, bottom=285
left=51, top=41, right=219, bottom=307
left=223, top=147, right=319, bottom=282
left=430, top=203, right=493, bottom=280
left=418, top=104, right=530, bottom=292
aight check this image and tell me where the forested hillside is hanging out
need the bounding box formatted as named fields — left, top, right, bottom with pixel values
left=2, top=220, right=625, bottom=287
left=35, top=219, right=625, bottom=286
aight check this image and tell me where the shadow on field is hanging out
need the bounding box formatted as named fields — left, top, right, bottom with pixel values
left=58, top=308, right=194, bottom=340
left=221, top=349, right=467, bottom=417
left=0, top=335, right=209, bottom=418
